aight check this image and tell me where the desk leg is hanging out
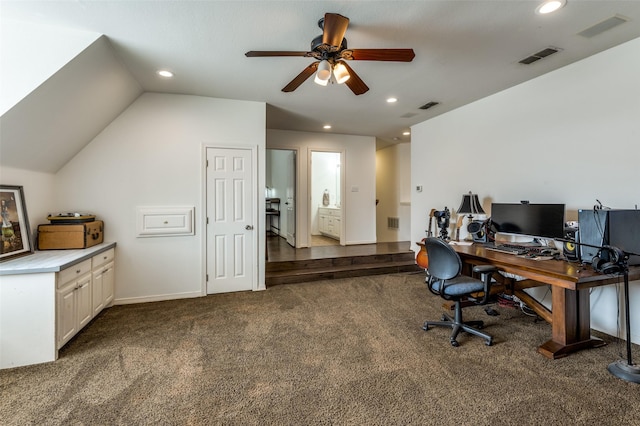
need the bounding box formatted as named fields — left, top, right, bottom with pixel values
left=537, top=287, right=605, bottom=359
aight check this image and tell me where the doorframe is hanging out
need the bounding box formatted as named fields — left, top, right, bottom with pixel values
left=201, top=144, right=260, bottom=294
left=308, top=149, right=346, bottom=246
left=266, top=146, right=301, bottom=248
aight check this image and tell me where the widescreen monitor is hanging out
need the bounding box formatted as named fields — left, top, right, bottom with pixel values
left=490, top=203, right=565, bottom=240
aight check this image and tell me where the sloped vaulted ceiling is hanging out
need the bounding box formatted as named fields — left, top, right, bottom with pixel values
left=0, top=35, right=142, bottom=173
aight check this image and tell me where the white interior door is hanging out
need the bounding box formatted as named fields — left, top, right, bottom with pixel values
left=206, top=147, right=255, bottom=294
left=285, top=150, right=296, bottom=247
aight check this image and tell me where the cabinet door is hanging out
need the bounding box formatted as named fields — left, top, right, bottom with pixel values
left=77, top=275, right=93, bottom=328
left=92, top=269, right=104, bottom=316
left=57, top=283, right=77, bottom=349
left=102, top=261, right=115, bottom=307
left=318, top=215, right=327, bottom=233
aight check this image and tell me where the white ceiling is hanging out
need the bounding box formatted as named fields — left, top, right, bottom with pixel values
left=3, top=1, right=640, bottom=151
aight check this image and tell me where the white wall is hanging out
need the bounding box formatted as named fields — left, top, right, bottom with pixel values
left=54, top=93, right=266, bottom=303
left=267, top=129, right=376, bottom=247
left=376, top=142, right=411, bottom=243
left=411, top=37, right=640, bottom=343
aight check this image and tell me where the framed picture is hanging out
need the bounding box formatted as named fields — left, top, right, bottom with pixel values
left=1, top=185, right=33, bottom=262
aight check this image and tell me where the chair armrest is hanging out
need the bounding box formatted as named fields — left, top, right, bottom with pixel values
left=472, top=265, right=499, bottom=274
left=472, top=265, right=499, bottom=305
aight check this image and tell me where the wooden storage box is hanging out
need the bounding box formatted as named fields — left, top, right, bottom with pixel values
left=38, top=220, right=104, bottom=250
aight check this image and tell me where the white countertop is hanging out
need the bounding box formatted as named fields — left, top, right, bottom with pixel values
left=0, top=242, right=116, bottom=275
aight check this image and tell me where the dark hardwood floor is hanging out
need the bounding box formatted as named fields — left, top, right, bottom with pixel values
left=266, top=235, right=414, bottom=262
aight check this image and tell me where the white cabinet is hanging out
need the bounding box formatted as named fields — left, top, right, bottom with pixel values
left=56, top=259, right=93, bottom=349
left=57, top=248, right=116, bottom=349
left=92, top=248, right=115, bottom=316
left=0, top=243, right=116, bottom=369
left=318, top=207, right=341, bottom=240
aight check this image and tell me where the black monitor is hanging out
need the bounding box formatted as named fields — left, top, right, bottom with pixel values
left=490, top=203, right=565, bottom=240
left=579, top=209, right=640, bottom=266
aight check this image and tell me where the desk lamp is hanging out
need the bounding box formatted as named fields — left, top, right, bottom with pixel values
left=457, top=192, right=484, bottom=220
left=457, top=192, right=485, bottom=241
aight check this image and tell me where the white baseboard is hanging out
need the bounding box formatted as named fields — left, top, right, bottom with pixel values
left=114, top=291, right=203, bottom=305
left=345, top=239, right=377, bottom=245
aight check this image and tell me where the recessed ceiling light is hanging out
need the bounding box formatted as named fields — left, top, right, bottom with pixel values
left=536, top=0, right=566, bottom=15
left=323, top=125, right=332, bottom=129
left=157, top=70, right=174, bottom=78
left=403, top=131, right=411, bottom=136
left=386, top=97, right=398, bottom=103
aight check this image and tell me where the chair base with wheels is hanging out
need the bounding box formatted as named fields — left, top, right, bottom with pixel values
left=421, top=237, right=499, bottom=347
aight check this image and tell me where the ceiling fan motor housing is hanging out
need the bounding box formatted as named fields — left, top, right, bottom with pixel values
left=311, top=34, right=348, bottom=55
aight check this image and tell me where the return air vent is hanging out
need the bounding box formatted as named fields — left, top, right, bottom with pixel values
left=419, top=101, right=440, bottom=110
left=578, top=15, right=629, bottom=38
left=519, top=47, right=561, bottom=65
left=387, top=217, right=399, bottom=229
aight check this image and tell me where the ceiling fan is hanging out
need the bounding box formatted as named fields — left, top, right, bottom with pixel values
left=245, top=13, right=415, bottom=95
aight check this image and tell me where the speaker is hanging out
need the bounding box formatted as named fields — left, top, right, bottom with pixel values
left=563, top=226, right=580, bottom=262
left=467, top=220, right=495, bottom=243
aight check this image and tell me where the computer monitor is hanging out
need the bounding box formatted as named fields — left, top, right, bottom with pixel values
left=490, top=203, right=565, bottom=240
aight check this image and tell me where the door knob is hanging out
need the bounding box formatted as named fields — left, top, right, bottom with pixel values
left=245, top=225, right=254, bottom=230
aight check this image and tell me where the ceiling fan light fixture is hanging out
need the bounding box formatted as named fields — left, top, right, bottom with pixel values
left=536, top=0, right=566, bottom=15
left=333, top=62, right=350, bottom=84
left=314, top=73, right=330, bottom=86
left=316, top=60, right=332, bottom=81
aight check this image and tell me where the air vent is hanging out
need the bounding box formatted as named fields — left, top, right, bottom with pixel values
left=578, top=15, right=629, bottom=38
left=519, top=47, right=561, bottom=65
left=387, top=217, right=399, bottom=229
left=401, top=112, right=417, bottom=118
left=419, top=101, right=440, bottom=110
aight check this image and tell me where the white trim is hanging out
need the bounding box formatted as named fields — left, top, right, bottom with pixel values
left=115, top=291, right=202, bottom=305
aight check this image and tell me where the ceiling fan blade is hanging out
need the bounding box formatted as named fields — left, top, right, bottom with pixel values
left=282, top=62, right=319, bottom=92
left=346, top=49, right=416, bottom=62
left=322, top=13, right=349, bottom=47
left=245, top=51, right=311, bottom=57
left=339, top=61, right=369, bottom=95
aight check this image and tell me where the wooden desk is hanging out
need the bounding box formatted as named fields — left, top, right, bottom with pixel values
left=451, top=243, right=640, bottom=359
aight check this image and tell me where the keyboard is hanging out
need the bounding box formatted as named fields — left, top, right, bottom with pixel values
left=487, top=244, right=530, bottom=255
left=486, top=243, right=558, bottom=257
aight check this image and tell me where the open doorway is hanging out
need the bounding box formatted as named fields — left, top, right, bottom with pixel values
left=310, top=150, right=343, bottom=247
left=266, top=149, right=296, bottom=247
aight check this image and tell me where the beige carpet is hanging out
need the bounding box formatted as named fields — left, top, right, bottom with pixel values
left=1, top=272, right=639, bottom=425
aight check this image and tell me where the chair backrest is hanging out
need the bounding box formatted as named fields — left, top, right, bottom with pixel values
left=424, top=237, right=462, bottom=280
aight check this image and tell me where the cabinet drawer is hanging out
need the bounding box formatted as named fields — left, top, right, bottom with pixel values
left=58, top=259, right=92, bottom=288
left=92, top=248, right=115, bottom=268
left=318, top=208, right=341, bottom=218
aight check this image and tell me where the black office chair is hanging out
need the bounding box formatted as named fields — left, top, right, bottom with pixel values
left=422, top=237, right=499, bottom=347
